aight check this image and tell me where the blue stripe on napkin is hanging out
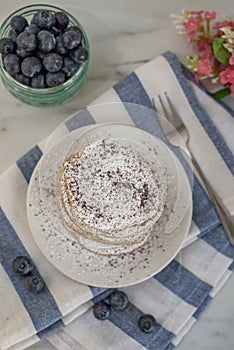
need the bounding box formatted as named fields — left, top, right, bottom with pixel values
left=16, top=145, right=42, bottom=183
left=114, top=72, right=153, bottom=110
left=192, top=295, right=212, bottom=319
left=163, top=51, right=234, bottom=176
left=201, top=224, right=234, bottom=259
left=154, top=260, right=212, bottom=308
left=65, top=108, right=95, bottom=132
left=113, top=74, right=194, bottom=192
left=90, top=287, right=106, bottom=296
left=109, top=302, right=174, bottom=349
left=0, top=207, right=64, bottom=334
left=165, top=344, right=175, bottom=350
left=38, top=319, right=65, bottom=339
left=229, top=261, right=234, bottom=271
left=192, top=176, right=219, bottom=234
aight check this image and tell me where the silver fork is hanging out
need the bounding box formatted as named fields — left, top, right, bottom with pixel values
left=154, top=92, right=234, bottom=246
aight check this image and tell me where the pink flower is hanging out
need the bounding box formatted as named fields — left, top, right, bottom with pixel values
left=197, top=38, right=212, bottom=51
left=230, top=83, right=234, bottom=97
left=196, top=59, right=212, bottom=76
left=213, top=20, right=234, bottom=31
left=184, top=17, right=200, bottom=34
left=220, top=66, right=234, bottom=84
left=204, top=11, right=216, bottom=21
left=193, top=71, right=200, bottom=84
left=197, top=38, right=213, bottom=59
left=190, top=10, right=204, bottom=15
left=229, top=51, right=234, bottom=65
left=201, top=46, right=213, bottom=60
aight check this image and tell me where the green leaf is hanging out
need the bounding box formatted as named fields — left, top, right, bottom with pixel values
left=210, top=88, right=230, bottom=100
left=213, top=38, right=231, bottom=64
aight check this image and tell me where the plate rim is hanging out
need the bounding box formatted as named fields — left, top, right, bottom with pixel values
left=27, top=123, right=193, bottom=288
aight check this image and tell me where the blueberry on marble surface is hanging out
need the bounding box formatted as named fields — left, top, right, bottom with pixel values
left=62, top=56, right=79, bottom=77
left=37, top=30, right=56, bottom=53
left=21, top=56, right=42, bottom=77
left=109, top=290, right=129, bottom=311
left=0, top=38, right=16, bottom=55
left=3, top=54, right=20, bottom=75
left=93, top=301, right=111, bottom=320
left=70, top=46, right=89, bottom=63
left=25, top=274, right=44, bottom=294
left=32, top=10, right=55, bottom=30
left=138, top=314, right=157, bottom=333
left=10, top=15, right=28, bottom=33
left=12, top=256, right=34, bottom=276
left=43, top=52, right=63, bottom=73
left=16, top=32, right=37, bottom=52
left=46, top=71, right=65, bottom=87
left=62, top=28, right=82, bottom=49
left=54, top=12, right=69, bottom=30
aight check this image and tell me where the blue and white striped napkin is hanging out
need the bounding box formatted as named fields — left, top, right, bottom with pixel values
left=0, top=51, right=233, bottom=350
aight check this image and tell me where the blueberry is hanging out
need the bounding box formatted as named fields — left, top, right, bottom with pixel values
left=54, top=12, right=69, bottom=30
left=55, top=35, right=68, bottom=55
left=10, top=15, right=28, bottom=33
left=17, top=32, right=37, bottom=52
left=62, top=56, right=79, bottom=77
left=4, top=54, right=20, bottom=75
left=24, top=24, right=40, bottom=36
left=14, top=73, right=31, bottom=86
left=32, top=10, right=55, bottom=30
left=9, top=29, right=18, bottom=42
left=12, top=256, right=34, bottom=275
left=25, top=274, right=44, bottom=294
left=0, top=38, right=16, bottom=55
left=93, top=301, right=111, bottom=320
left=138, top=314, right=157, bottom=333
left=37, top=30, right=56, bottom=53
left=31, top=74, right=46, bottom=88
left=50, top=27, right=61, bottom=37
left=62, top=29, right=82, bottom=49
left=43, top=53, right=63, bottom=73
left=35, top=50, right=46, bottom=61
left=109, top=290, right=129, bottom=311
left=16, top=48, right=32, bottom=59
left=46, top=71, right=65, bottom=87
left=66, top=25, right=83, bottom=37
left=21, top=56, right=42, bottom=77
left=70, top=46, right=88, bottom=63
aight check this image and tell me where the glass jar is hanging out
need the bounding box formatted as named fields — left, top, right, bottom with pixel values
left=0, top=4, right=90, bottom=107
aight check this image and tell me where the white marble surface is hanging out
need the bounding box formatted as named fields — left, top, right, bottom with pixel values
left=0, top=0, right=234, bottom=349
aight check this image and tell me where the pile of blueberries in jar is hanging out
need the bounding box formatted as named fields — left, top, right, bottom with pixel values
left=0, top=10, right=89, bottom=88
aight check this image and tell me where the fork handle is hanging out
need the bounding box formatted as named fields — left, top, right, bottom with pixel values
left=191, top=155, right=234, bottom=245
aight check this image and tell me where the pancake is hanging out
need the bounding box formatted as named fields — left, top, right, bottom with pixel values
left=56, top=138, right=166, bottom=254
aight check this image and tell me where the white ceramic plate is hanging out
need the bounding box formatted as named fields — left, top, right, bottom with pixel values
left=27, top=123, right=192, bottom=288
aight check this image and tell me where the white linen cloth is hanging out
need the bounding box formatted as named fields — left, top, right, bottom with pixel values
left=0, top=51, right=233, bottom=350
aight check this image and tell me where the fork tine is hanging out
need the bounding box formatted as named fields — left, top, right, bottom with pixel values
left=153, top=92, right=169, bottom=119
left=164, top=93, right=184, bottom=129
left=156, top=92, right=187, bottom=135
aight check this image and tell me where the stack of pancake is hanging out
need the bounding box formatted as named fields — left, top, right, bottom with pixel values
left=56, top=139, right=166, bottom=255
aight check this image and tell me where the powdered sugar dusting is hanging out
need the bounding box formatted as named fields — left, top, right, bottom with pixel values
left=57, top=139, right=165, bottom=253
